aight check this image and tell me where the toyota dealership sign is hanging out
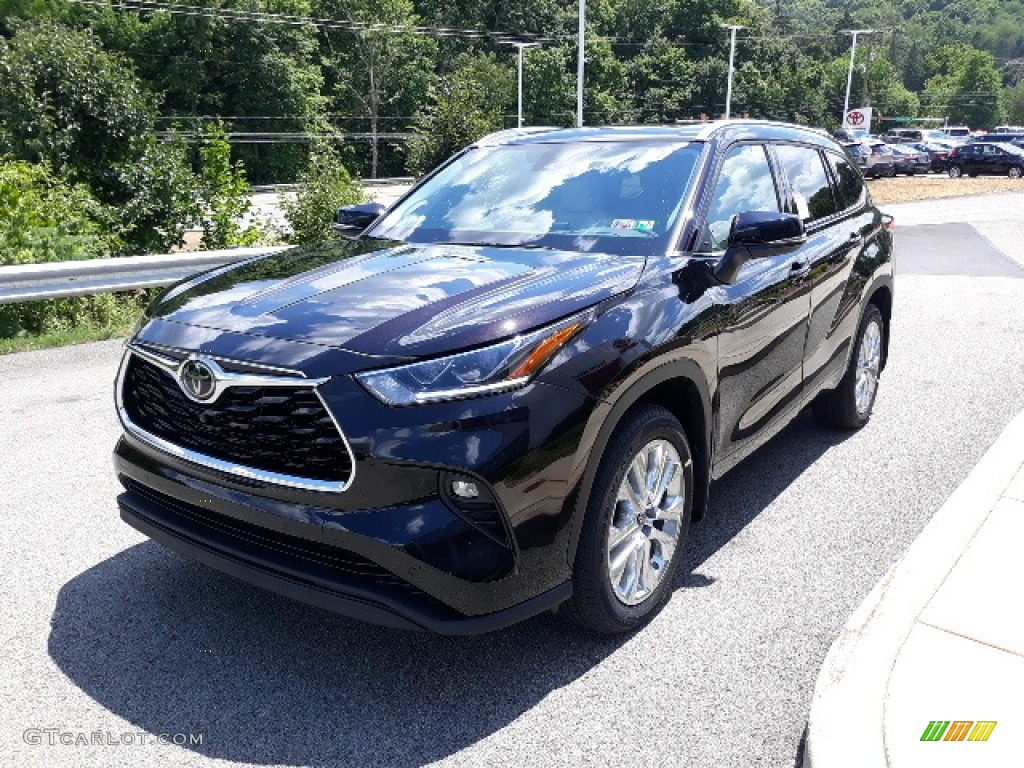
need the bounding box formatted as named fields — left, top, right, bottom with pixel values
left=843, top=107, right=873, bottom=133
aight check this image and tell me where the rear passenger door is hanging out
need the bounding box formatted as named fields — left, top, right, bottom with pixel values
left=772, top=144, right=874, bottom=398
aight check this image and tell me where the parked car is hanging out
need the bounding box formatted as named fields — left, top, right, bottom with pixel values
left=888, top=144, right=931, bottom=175
left=994, top=125, right=1024, bottom=134
left=114, top=121, right=894, bottom=634
left=843, top=140, right=894, bottom=178
left=943, top=126, right=972, bottom=140
left=885, top=128, right=948, bottom=144
left=967, top=132, right=1024, bottom=145
left=907, top=141, right=953, bottom=172
left=948, top=142, right=1024, bottom=178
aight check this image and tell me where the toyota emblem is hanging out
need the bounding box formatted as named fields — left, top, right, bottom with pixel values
left=179, top=359, right=217, bottom=401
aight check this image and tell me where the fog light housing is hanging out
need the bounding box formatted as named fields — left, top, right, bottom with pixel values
left=451, top=479, right=480, bottom=499
left=440, top=472, right=510, bottom=550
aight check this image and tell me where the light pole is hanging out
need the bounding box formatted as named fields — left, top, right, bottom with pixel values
left=576, top=0, right=586, bottom=127
left=507, top=42, right=540, bottom=128
left=722, top=24, right=746, bottom=119
left=841, top=29, right=874, bottom=122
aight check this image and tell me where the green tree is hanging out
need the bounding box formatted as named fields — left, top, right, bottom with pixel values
left=0, top=159, right=115, bottom=265
left=405, top=72, right=504, bottom=175
left=281, top=142, right=363, bottom=244
left=0, top=21, right=157, bottom=198
left=194, top=124, right=260, bottom=249
left=316, top=0, right=437, bottom=177
left=921, top=44, right=1005, bottom=128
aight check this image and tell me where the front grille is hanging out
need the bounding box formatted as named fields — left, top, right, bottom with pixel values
left=122, top=354, right=352, bottom=484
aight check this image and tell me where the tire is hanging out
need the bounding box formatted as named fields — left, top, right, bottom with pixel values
left=812, top=304, right=884, bottom=430
left=948, top=166, right=962, bottom=178
left=1009, top=166, right=1023, bottom=179
left=968, top=173, right=978, bottom=178
left=883, top=165, right=896, bottom=178
left=568, top=405, right=694, bottom=634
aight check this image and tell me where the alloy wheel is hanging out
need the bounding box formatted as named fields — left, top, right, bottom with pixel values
left=855, top=318, right=883, bottom=417
left=606, top=439, right=685, bottom=606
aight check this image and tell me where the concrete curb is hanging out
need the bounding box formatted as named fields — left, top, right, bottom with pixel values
left=803, top=407, right=1024, bottom=767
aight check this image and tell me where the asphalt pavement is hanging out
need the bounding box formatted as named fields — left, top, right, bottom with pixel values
left=2, top=202, right=1024, bottom=767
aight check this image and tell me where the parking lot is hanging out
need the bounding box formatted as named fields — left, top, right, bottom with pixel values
left=2, top=197, right=1024, bottom=767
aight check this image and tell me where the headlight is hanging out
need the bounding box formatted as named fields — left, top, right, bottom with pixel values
left=356, top=313, right=590, bottom=405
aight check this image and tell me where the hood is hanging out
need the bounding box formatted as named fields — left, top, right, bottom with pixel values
left=149, top=238, right=644, bottom=358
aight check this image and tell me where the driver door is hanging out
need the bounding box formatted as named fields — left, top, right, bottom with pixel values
left=696, top=143, right=811, bottom=468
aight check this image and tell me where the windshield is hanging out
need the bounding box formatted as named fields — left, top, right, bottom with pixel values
left=367, top=140, right=703, bottom=256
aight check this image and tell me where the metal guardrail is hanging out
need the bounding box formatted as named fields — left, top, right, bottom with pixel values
left=0, top=246, right=290, bottom=305
left=248, top=177, right=414, bottom=193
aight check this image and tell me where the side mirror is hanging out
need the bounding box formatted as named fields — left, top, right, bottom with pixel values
left=728, top=210, right=806, bottom=247
left=334, top=202, right=386, bottom=232
left=714, top=211, right=807, bottom=285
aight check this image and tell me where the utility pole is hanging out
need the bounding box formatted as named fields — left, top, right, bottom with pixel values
left=506, top=42, right=540, bottom=128
left=722, top=24, right=746, bottom=119
left=577, top=0, right=586, bottom=127
left=841, top=29, right=875, bottom=122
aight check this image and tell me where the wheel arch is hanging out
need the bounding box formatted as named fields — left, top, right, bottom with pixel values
left=866, top=280, right=893, bottom=371
left=564, top=359, right=714, bottom=569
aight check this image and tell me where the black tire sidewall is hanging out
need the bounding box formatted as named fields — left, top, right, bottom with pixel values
left=571, top=406, right=694, bottom=633
left=845, top=306, right=884, bottom=427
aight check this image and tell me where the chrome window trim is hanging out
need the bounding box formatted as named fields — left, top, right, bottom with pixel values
left=115, top=345, right=356, bottom=493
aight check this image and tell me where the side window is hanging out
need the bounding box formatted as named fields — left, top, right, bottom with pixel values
left=775, top=145, right=838, bottom=223
left=825, top=152, right=864, bottom=211
left=696, top=144, right=780, bottom=252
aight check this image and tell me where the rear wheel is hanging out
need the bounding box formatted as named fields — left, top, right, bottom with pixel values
left=1009, top=166, right=1023, bottom=179
left=948, top=166, right=962, bottom=178
left=568, top=405, right=693, bottom=634
left=813, top=304, right=884, bottom=430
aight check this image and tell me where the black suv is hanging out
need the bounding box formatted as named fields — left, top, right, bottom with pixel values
left=948, top=142, right=1024, bottom=178
left=114, top=122, right=894, bottom=634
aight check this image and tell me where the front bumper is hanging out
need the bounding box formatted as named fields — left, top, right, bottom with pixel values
left=113, top=340, right=597, bottom=633
left=117, top=477, right=571, bottom=633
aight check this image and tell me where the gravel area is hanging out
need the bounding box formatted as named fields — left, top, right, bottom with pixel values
left=868, top=174, right=1024, bottom=205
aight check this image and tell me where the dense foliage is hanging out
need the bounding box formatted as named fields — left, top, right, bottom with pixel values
left=281, top=142, right=364, bottom=243
left=3, top=0, right=1023, bottom=186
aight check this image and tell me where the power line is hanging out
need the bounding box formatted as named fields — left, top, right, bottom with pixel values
left=62, top=0, right=560, bottom=42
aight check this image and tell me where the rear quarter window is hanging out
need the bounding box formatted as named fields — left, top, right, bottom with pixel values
left=825, top=152, right=864, bottom=211
left=775, top=145, right=838, bottom=223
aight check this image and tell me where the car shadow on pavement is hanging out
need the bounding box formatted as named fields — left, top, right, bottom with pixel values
left=676, top=409, right=854, bottom=586
left=48, top=411, right=850, bottom=766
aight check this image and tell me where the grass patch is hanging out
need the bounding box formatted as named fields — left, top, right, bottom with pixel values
left=0, top=319, right=135, bottom=355
left=0, top=290, right=149, bottom=355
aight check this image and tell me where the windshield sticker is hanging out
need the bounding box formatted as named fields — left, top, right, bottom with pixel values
left=611, top=219, right=656, bottom=232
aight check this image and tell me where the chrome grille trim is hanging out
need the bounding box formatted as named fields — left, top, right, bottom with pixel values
left=115, top=345, right=356, bottom=493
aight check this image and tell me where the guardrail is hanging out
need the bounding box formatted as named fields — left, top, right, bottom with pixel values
left=0, top=246, right=290, bottom=305
left=248, top=177, right=414, bottom=193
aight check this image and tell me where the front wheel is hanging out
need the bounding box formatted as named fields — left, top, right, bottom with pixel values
left=1009, top=166, right=1023, bottom=179
left=568, top=405, right=693, bottom=634
left=812, top=304, right=884, bottom=430
left=948, top=165, right=962, bottom=178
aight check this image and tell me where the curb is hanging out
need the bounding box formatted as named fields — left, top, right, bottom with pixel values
left=803, top=407, right=1024, bottom=767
